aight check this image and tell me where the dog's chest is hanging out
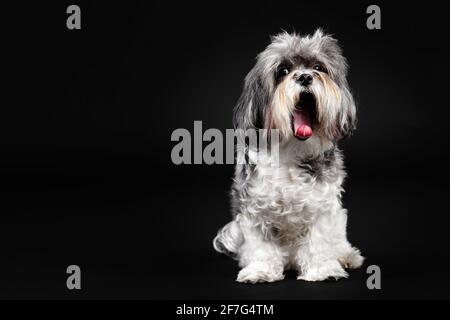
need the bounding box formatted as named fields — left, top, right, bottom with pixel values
left=244, top=161, right=341, bottom=242
left=250, top=162, right=336, bottom=209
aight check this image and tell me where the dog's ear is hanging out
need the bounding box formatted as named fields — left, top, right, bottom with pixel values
left=233, top=66, right=267, bottom=130
left=338, top=85, right=357, bottom=139
left=311, top=28, right=356, bottom=138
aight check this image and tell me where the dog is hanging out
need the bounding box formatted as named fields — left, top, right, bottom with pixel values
left=213, top=29, right=364, bottom=283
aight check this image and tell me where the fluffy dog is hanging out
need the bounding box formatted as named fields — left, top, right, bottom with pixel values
left=213, top=30, right=364, bottom=283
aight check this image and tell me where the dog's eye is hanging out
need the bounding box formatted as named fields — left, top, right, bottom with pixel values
left=313, top=64, right=327, bottom=73
left=276, top=67, right=290, bottom=80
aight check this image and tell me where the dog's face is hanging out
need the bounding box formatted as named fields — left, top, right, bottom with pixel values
left=234, top=30, right=356, bottom=142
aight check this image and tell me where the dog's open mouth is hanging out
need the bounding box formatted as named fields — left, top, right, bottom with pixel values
left=293, top=92, right=316, bottom=140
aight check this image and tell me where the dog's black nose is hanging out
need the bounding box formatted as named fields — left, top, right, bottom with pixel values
left=298, top=73, right=313, bottom=86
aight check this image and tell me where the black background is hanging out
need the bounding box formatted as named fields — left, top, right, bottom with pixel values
left=1, top=1, right=449, bottom=299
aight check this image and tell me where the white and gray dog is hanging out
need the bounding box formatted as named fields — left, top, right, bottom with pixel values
left=213, top=29, right=364, bottom=283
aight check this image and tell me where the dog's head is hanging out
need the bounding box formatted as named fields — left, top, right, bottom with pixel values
left=234, top=29, right=356, bottom=143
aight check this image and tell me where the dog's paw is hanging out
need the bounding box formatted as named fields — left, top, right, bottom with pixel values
left=236, top=263, right=284, bottom=284
left=339, top=248, right=364, bottom=269
left=297, top=260, right=348, bottom=282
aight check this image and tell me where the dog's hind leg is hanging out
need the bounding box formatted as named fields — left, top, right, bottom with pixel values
left=213, top=220, right=244, bottom=258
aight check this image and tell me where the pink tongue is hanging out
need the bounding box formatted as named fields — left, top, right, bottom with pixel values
left=293, top=109, right=313, bottom=139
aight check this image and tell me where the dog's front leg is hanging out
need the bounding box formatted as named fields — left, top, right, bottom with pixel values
left=295, top=208, right=363, bottom=281
left=235, top=215, right=286, bottom=284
